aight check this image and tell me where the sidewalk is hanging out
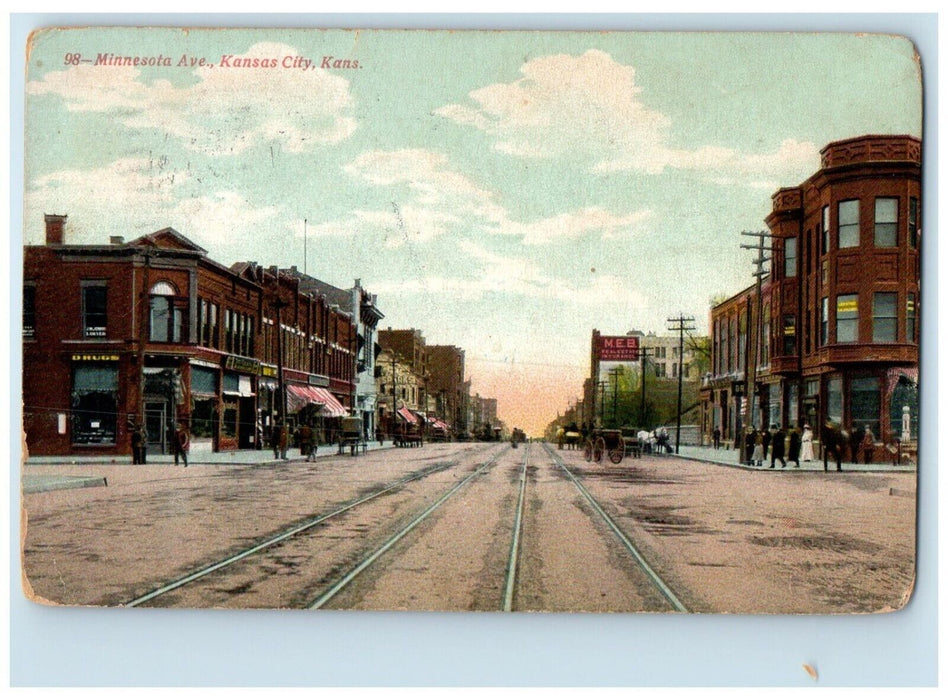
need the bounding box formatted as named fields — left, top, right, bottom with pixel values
left=671, top=444, right=916, bottom=473
left=23, top=440, right=396, bottom=468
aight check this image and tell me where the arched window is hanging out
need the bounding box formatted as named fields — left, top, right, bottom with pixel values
left=149, top=281, right=183, bottom=343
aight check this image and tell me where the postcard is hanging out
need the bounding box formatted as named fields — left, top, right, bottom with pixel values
left=20, top=26, right=921, bottom=615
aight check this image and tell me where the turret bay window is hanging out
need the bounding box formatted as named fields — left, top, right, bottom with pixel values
left=836, top=294, right=858, bottom=343
left=82, top=282, right=108, bottom=338
left=838, top=199, right=860, bottom=249
left=822, top=205, right=830, bottom=254
left=872, top=292, right=898, bottom=343
left=782, top=314, right=796, bottom=355
left=907, top=294, right=917, bottom=343
left=784, top=237, right=797, bottom=277
left=909, top=197, right=919, bottom=248
left=149, top=281, right=184, bottom=343
left=874, top=198, right=898, bottom=247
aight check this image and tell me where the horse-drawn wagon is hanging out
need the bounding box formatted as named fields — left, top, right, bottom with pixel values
left=583, top=427, right=641, bottom=464
left=337, top=416, right=367, bottom=455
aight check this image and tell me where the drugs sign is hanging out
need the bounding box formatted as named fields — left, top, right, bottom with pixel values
left=598, top=335, right=639, bottom=361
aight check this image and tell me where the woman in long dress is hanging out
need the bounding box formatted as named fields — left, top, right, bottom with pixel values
left=800, top=424, right=815, bottom=462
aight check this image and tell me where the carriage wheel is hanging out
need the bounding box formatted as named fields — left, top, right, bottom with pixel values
left=594, top=437, right=605, bottom=463
left=608, top=445, right=624, bottom=464
left=584, top=439, right=594, bottom=462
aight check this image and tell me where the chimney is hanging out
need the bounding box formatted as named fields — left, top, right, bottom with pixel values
left=44, top=214, right=67, bottom=246
left=110, top=235, right=125, bottom=245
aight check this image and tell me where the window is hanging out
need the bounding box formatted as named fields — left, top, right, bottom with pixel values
left=836, top=294, right=858, bottom=343
left=851, top=377, right=881, bottom=439
left=838, top=199, right=860, bottom=248
left=785, top=237, right=797, bottom=277
left=874, top=198, right=898, bottom=247
left=71, top=364, right=118, bottom=444
left=783, top=314, right=796, bottom=355
left=149, top=281, right=182, bottom=343
left=23, top=285, right=35, bottom=339
left=906, top=294, right=917, bottom=344
left=826, top=377, right=843, bottom=424
left=909, top=197, right=918, bottom=248
left=820, top=297, right=829, bottom=346
left=822, top=205, right=830, bottom=254
left=760, top=306, right=770, bottom=367
left=82, top=284, right=107, bottom=338
left=872, top=292, right=898, bottom=343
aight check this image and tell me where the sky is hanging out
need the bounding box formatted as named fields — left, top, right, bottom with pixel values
left=22, top=28, right=922, bottom=435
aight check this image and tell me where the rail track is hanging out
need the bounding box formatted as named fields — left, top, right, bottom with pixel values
left=122, top=444, right=499, bottom=608
left=540, top=441, right=689, bottom=612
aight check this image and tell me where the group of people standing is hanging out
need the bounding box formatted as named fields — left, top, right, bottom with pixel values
left=740, top=424, right=813, bottom=469
left=269, top=421, right=319, bottom=462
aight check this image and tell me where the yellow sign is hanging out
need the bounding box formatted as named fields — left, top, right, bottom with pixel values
left=72, top=353, right=120, bottom=362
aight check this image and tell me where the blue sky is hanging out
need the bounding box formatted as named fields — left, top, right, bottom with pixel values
left=22, top=28, right=922, bottom=432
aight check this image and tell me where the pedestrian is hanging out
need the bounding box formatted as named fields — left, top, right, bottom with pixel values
left=849, top=425, right=865, bottom=464
left=270, top=422, right=281, bottom=459
left=299, top=422, right=315, bottom=462
left=861, top=425, right=875, bottom=464
left=172, top=421, right=189, bottom=467
left=788, top=425, right=802, bottom=468
left=752, top=429, right=764, bottom=467
left=770, top=425, right=787, bottom=469
left=800, top=424, right=815, bottom=462
left=761, top=426, right=773, bottom=465
left=131, top=422, right=147, bottom=464
left=712, top=427, right=721, bottom=450
left=821, top=421, right=843, bottom=472
left=744, top=427, right=756, bottom=465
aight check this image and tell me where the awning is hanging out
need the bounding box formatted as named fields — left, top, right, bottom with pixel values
left=397, top=406, right=418, bottom=424
left=285, top=384, right=349, bottom=417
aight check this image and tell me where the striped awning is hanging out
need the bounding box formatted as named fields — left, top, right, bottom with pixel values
left=397, top=406, right=418, bottom=424
left=286, top=384, right=349, bottom=417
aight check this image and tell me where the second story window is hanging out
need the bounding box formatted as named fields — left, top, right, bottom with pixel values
left=872, top=292, right=898, bottom=343
left=785, top=237, right=797, bottom=277
left=838, top=199, right=860, bottom=249
left=783, top=314, right=797, bottom=355
left=836, top=294, right=858, bottom=343
left=874, top=198, right=898, bottom=247
left=149, top=281, right=182, bottom=343
left=82, top=283, right=107, bottom=338
left=820, top=297, right=829, bottom=346
left=821, top=205, right=830, bottom=254
left=23, top=285, right=36, bottom=339
left=907, top=294, right=917, bottom=343
left=909, top=197, right=919, bottom=248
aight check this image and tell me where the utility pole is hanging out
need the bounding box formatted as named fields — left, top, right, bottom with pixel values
left=597, top=380, right=607, bottom=427
left=608, top=367, right=621, bottom=428
left=740, top=230, right=773, bottom=433
left=667, top=313, right=696, bottom=454
left=271, top=277, right=290, bottom=431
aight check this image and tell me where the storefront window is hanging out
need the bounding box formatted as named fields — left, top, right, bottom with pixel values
left=222, top=402, right=238, bottom=438
left=191, top=398, right=217, bottom=438
left=71, top=364, right=118, bottom=444
left=889, top=375, right=918, bottom=441
left=826, top=377, right=843, bottom=424
left=851, top=377, right=880, bottom=438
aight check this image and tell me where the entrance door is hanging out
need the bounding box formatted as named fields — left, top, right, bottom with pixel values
left=144, top=400, right=168, bottom=454
left=238, top=396, right=255, bottom=448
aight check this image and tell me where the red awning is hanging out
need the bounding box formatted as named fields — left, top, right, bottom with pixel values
left=397, top=406, right=418, bottom=424
left=285, top=384, right=349, bottom=417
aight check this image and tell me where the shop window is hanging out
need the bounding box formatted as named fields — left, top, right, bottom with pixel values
left=71, top=364, right=118, bottom=444
left=826, top=377, right=843, bottom=424
left=191, top=398, right=217, bottom=439
left=221, top=403, right=238, bottom=438
left=82, top=283, right=108, bottom=338
left=784, top=237, right=797, bottom=277
left=889, top=375, right=918, bottom=441
left=851, top=377, right=881, bottom=439
left=835, top=294, right=858, bottom=343
left=23, top=284, right=35, bottom=339
left=906, top=294, right=917, bottom=343
left=874, top=198, right=898, bottom=247
left=838, top=199, right=859, bottom=248
left=872, top=292, right=898, bottom=343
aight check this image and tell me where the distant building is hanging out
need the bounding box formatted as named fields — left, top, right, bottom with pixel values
left=427, top=345, right=467, bottom=434
left=702, top=134, right=921, bottom=452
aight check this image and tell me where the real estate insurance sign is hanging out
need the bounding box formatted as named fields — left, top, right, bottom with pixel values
left=598, top=335, right=639, bottom=362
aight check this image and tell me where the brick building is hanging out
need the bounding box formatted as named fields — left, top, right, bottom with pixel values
left=702, top=134, right=921, bottom=453
left=23, top=217, right=354, bottom=458
left=427, top=345, right=468, bottom=435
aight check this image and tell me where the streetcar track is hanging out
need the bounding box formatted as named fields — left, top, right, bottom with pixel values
left=122, top=444, right=496, bottom=607
left=502, top=443, right=530, bottom=611
left=540, top=442, right=690, bottom=613
left=307, top=445, right=510, bottom=609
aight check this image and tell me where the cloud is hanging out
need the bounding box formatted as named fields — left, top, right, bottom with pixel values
left=27, top=42, right=356, bottom=155
left=496, top=207, right=654, bottom=245
left=24, top=157, right=282, bottom=248
left=437, top=49, right=821, bottom=180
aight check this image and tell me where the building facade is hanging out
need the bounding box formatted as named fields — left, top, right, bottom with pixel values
left=427, top=345, right=468, bottom=435
left=23, top=217, right=355, bottom=458
left=702, top=134, right=921, bottom=452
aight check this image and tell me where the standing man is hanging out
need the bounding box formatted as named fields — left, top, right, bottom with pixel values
left=761, top=426, right=773, bottom=466
left=788, top=425, right=802, bottom=468
left=712, top=426, right=721, bottom=450
left=299, top=422, right=315, bottom=462
left=131, top=422, right=146, bottom=465
left=172, top=421, right=190, bottom=468
left=822, top=421, right=843, bottom=472
left=770, top=425, right=787, bottom=469
left=861, top=425, right=876, bottom=464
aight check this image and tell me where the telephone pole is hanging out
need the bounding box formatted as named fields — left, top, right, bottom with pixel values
left=608, top=367, right=621, bottom=428
left=740, top=230, right=773, bottom=432
left=667, top=313, right=696, bottom=454
left=638, top=347, right=654, bottom=428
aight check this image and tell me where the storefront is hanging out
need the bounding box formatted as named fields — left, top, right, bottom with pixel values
left=70, top=353, right=122, bottom=447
